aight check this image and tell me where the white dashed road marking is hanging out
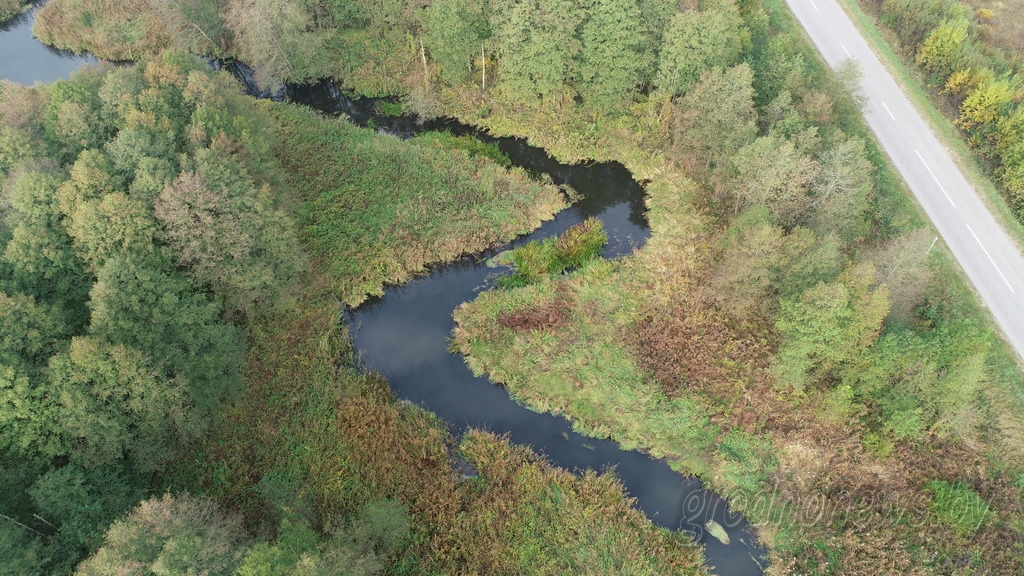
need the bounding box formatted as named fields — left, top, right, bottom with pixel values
left=915, top=149, right=956, bottom=208
left=881, top=102, right=895, bottom=120
left=966, top=223, right=1015, bottom=293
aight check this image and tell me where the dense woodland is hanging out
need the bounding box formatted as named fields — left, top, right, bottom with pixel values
left=1, top=0, right=1023, bottom=573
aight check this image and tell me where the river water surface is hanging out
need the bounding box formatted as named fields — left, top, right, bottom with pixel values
left=2, top=16, right=767, bottom=574
left=0, top=1, right=94, bottom=84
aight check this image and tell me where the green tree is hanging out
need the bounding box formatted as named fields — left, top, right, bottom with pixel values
left=490, top=0, right=581, bottom=104
left=0, top=292, right=68, bottom=373
left=956, top=75, right=1015, bottom=132
left=997, top=106, right=1024, bottom=202
left=0, top=522, right=48, bottom=576
left=880, top=0, right=953, bottom=50
left=225, top=0, right=329, bottom=86
left=56, top=149, right=122, bottom=220
left=48, top=336, right=206, bottom=471
left=868, top=228, right=935, bottom=321
left=654, top=6, right=746, bottom=95
left=852, top=318, right=988, bottom=439
left=155, top=146, right=302, bottom=316
left=67, top=192, right=163, bottom=273
left=30, top=464, right=145, bottom=570
left=154, top=0, right=232, bottom=56
left=420, top=0, right=490, bottom=85
left=670, top=63, right=757, bottom=172
left=127, top=156, right=178, bottom=202
left=42, top=70, right=114, bottom=163
left=750, top=33, right=805, bottom=107
left=774, top=262, right=889, bottom=390
left=633, top=0, right=676, bottom=87
left=915, top=17, right=971, bottom=83
left=711, top=206, right=786, bottom=318
left=2, top=170, right=91, bottom=318
left=0, top=362, right=64, bottom=459
left=87, top=256, right=243, bottom=411
left=809, top=135, right=873, bottom=237
left=0, top=126, right=34, bottom=176
left=75, top=494, right=246, bottom=576
left=574, top=0, right=644, bottom=113
left=730, top=134, right=819, bottom=225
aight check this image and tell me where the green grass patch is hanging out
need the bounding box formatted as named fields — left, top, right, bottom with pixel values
left=374, top=100, right=404, bottom=117
left=494, top=218, right=607, bottom=288
left=269, top=103, right=566, bottom=305
left=926, top=480, right=992, bottom=536
left=410, top=130, right=511, bottom=168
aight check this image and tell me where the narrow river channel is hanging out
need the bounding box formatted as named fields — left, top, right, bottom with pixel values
left=1, top=13, right=767, bottom=573
left=287, top=79, right=769, bottom=576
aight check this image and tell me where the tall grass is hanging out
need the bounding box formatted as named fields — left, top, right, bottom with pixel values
left=495, top=218, right=607, bottom=288
left=270, top=103, right=565, bottom=305
left=0, top=0, right=27, bottom=23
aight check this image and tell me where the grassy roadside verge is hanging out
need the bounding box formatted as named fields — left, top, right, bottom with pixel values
left=827, top=0, right=1024, bottom=251
left=766, top=0, right=1024, bottom=428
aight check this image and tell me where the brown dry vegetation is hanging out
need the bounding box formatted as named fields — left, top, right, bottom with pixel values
left=498, top=293, right=571, bottom=332
left=174, top=265, right=708, bottom=575
left=963, top=0, right=1024, bottom=54
left=33, top=0, right=171, bottom=60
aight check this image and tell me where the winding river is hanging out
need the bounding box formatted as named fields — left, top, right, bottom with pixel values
left=2, top=15, right=767, bottom=575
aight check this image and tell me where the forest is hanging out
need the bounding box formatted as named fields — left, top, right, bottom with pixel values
left=1, top=0, right=1022, bottom=573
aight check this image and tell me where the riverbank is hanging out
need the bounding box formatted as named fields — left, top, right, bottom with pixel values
left=0, top=0, right=28, bottom=23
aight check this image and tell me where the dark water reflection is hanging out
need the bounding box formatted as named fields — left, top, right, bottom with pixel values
left=0, top=1, right=95, bottom=85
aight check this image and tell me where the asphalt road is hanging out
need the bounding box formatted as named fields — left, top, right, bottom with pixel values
left=785, top=0, right=1024, bottom=362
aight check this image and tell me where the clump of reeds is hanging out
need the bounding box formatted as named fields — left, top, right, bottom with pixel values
left=497, top=217, right=606, bottom=288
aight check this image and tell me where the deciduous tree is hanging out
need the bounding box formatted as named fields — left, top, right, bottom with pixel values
left=87, top=256, right=243, bottom=411
left=155, top=145, right=302, bottom=316
left=809, top=135, right=873, bottom=237
left=774, top=262, right=889, bottom=390
left=48, top=336, right=206, bottom=471
left=915, top=17, right=971, bottom=83
left=2, top=170, right=91, bottom=316
left=490, top=0, right=581, bottom=104
left=655, top=5, right=746, bottom=96
left=730, top=134, right=819, bottom=225
left=420, top=0, right=490, bottom=85
left=75, top=494, right=247, bottom=576
left=670, top=63, right=757, bottom=172
left=574, top=0, right=644, bottom=113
